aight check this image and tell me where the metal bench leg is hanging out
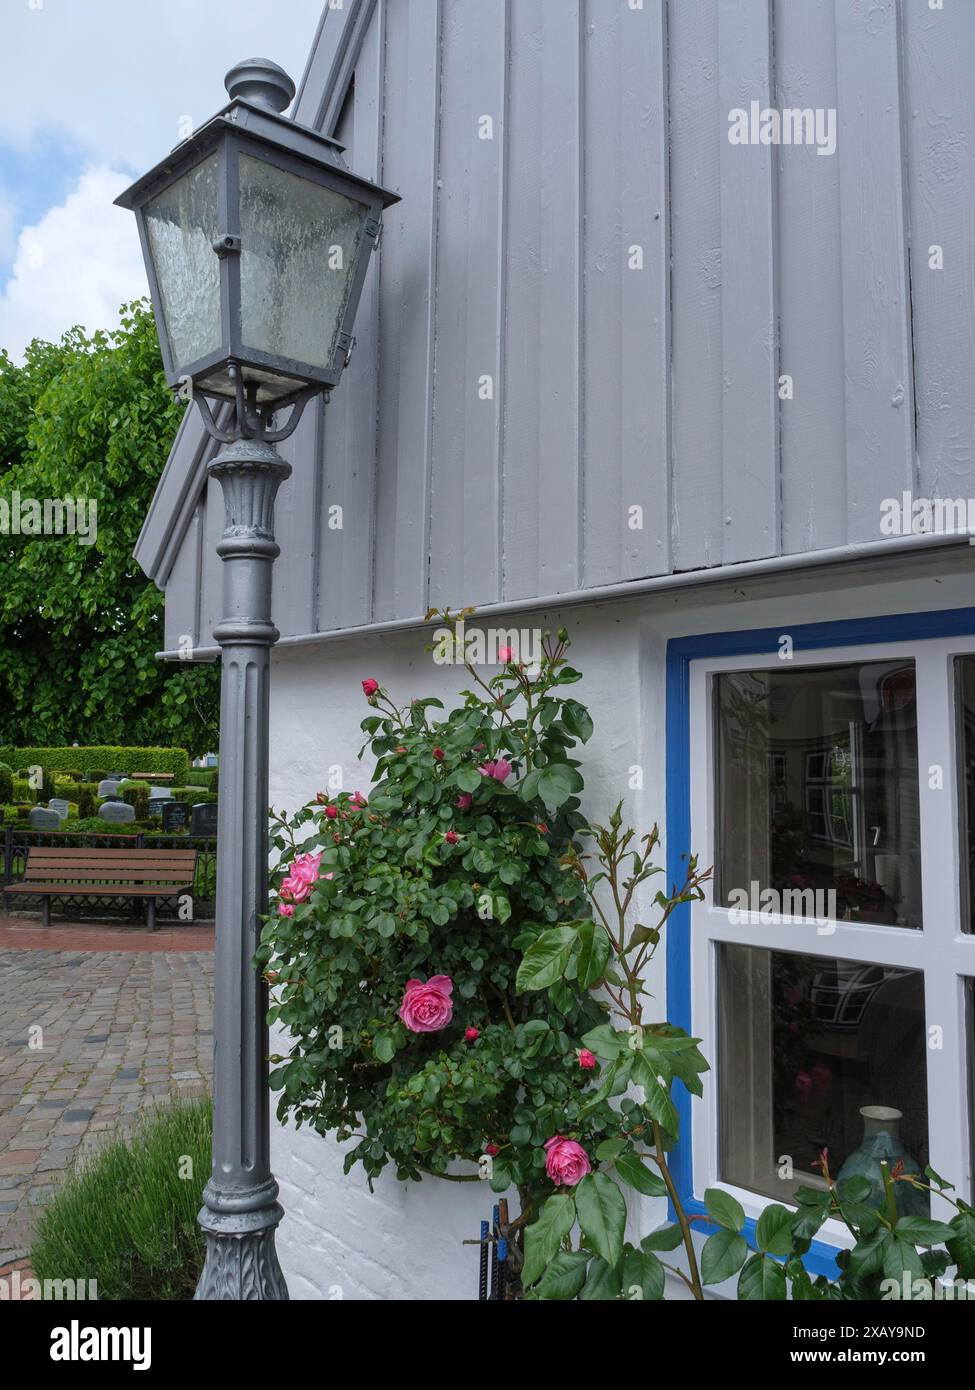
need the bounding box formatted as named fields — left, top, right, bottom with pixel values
left=148, top=900, right=157, bottom=933
left=42, top=897, right=50, bottom=929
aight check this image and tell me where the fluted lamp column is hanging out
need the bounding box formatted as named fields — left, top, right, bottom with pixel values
left=115, top=55, right=399, bottom=1300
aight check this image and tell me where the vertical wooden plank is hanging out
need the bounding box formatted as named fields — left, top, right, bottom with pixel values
left=372, top=0, right=442, bottom=622
left=163, top=505, right=203, bottom=655
left=317, top=13, right=385, bottom=632
left=834, top=0, right=916, bottom=542
left=269, top=408, right=318, bottom=640
left=904, top=0, right=975, bottom=505
left=582, top=0, right=670, bottom=586
left=501, top=0, right=584, bottom=601
left=427, top=0, right=508, bottom=611
left=198, top=475, right=225, bottom=648
left=669, top=0, right=724, bottom=570
left=776, top=0, right=849, bottom=554
left=717, top=0, right=780, bottom=563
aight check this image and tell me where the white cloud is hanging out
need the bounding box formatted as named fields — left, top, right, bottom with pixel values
left=0, top=168, right=148, bottom=359
left=2, top=0, right=326, bottom=170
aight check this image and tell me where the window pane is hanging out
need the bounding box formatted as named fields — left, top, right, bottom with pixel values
left=718, top=944, right=929, bottom=1212
left=715, top=661, right=921, bottom=928
left=238, top=154, right=366, bottom=371
left=144, top=154, right=221, bottom=370
left=956, top=656, right=975, bottom=934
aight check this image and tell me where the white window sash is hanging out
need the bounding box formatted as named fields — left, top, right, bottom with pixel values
left=687, top=635, right=975, bottom=1236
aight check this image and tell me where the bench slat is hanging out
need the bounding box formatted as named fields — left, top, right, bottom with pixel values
left=6, top=884, right=189, bottom=897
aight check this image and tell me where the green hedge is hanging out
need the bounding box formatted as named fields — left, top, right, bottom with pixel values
left=185, top=768, right=218, bottom=790
left=0, top=746, right=190, bottom=781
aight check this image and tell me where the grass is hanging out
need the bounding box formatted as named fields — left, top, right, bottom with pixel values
left=31, top=1098, right=211, bottom=1301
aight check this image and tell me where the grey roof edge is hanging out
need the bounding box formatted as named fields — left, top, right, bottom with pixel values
left=133, top=0, right=375, bottom=589
left=151, top=529, right=974, bottom=662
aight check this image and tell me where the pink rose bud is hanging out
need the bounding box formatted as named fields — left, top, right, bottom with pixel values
left=478, top=758, right=513, bottom=783
left=444, top=830, right=459, bottom=845
left=353, top=791, right=368, bottom=807
left=578, top=1049, right=596, bottom=1070
left=485, top=1142, right=500, bottom=1156
left=544, top=1136, right=592, bottom=1188
left=465, top=1026, right=479, bottom=1041
left=324, top=804, right=338, bottom=820
left=456, top=793, right=473, bottom=810
left=398, top=975, right=454, bottom=1033
left=537, top=822, right=549, bottom=834
left=361, top=678, right=380, bottom=697
left=278, top=902, right=294, bottom=918
left=433, top=747, right=445, bottom=761
left=498, top=645, right=513, bottom=663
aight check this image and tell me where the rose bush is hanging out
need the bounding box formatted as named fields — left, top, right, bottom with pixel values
left=258, top=615, right=612, bottom=1212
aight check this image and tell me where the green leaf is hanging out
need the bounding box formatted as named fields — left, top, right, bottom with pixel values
left=737, top=1253, right=787, bottom=1301
left=574, top=920, right=611, bottom=990
left=614, top=1150, right=668, bottom=1198
left=372, top=1032, right=395, bottom=1064
left=883, top=1233, right=925, bottom=1283
left=595, top=1137, right=628, bottom=1162
left=515, top=927, right=576, bottom=992
left=701, top=1229, right=749, bottom=1285
left=575, top=1171, right=627, bottom=1269
left=703, top=1187, right=746, bottom=1233
left=455, top=766, right=482, bottom=793
left=560, top=700, right=594, bottom=743
left=579, top=1256, right=622, bottom=1301
left=947, top=1209, right=975, bottom=1278
left=522, top=1194, right=577, bottom=1287
left=631, top=1052, right=679, bottom=1138
left=621, top=1248, right=665, bottom=1301
left=894, top=1216, right=957, bottom=1247
left=640, top=1224, right=684, bottom=1253
left=580, top=1023, right=630, bottom=1060
left=755, top=1204, right=794, bottom=1257
left=532, top=1249, right=590, bottom=1300
left=535, top=764, right=584, bottom=810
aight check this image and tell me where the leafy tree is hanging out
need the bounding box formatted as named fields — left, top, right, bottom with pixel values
left=0, top=302, right=218, bottom=753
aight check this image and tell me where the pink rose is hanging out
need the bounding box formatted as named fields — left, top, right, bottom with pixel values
left=353, top=791, right=368, bottom=808
left=478, top=758, right=513, bottom=783
left=398, top=975, right=454, bottom=1033
left=578, top=1049, right=596, bottom=1070
left=444, top=830, right=458, bottom=845
left=278, top=902, right=294, bottom=918
left=456, top=793, right=472, bottom=810
left=433, top=747, right=445, bottom=761
left=465, top=1027, right=479, bottom=1042
left=544, top=1136, right=591, bottom=1188
left=324, top=804, right=338, bottom=820
left=290, top=851, right=322, bottom=887
left=279, top=874, right=308, bottom=904
left=497, top=645, right=513, bottom=663
left=485, top=1142, right=500, bottom=1157
left=362, top=678, right=379, bottom=698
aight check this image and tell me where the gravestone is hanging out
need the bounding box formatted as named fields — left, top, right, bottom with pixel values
left=105, top=772, right=129, bottom=782
left=190, top=802, right=218, bottom=837
left=29, top=808, right=62, bottom=830
left=147, top=798, right=169, bottom=819
left=162, top=801, right=189, bottom=833
left=99, top=801, right=135, bottom=825
left=97, top=779, right=121, bottom=799
left=48, top=798, right=70, bottom=820
left=148, top=786, right=174, bottom=801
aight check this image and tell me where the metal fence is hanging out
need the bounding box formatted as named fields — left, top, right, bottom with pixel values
left=1, top=826, right=217, bottom=922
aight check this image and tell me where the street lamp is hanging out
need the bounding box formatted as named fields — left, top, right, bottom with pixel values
left=117, top=58, right=398, bottom=1300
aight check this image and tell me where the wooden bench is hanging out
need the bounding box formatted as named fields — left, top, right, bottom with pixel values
left=128, top=772, right=175, bottom=782
left=3, top=846, right=198, bottom=931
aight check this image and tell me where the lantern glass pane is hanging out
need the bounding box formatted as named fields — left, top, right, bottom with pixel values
left=238, top=154, right=367, bottom=370
left=144, top=154, right=221, bottom=370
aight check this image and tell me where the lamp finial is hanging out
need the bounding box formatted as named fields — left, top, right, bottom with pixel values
left=224, top=58, right=295, bottom=114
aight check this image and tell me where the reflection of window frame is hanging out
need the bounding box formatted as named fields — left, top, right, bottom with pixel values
left=667, top=616, right=975, bottom=1279
left=804, top=738, right=858, bottom=848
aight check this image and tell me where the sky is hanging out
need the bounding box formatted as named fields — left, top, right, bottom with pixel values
left=0, top=0, right=325, bottom=359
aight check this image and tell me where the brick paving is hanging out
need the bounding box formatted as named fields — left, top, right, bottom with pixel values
left=0, top=921, right=213, bottom=1267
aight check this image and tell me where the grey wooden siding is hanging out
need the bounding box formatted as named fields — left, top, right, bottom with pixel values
left=141, top=0, right=975, bottom=651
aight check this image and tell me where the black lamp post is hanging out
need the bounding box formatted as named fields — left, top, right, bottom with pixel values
left=117, top=57, right=398, bottom=1300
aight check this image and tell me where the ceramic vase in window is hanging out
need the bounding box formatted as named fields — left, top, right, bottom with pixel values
left=836, top=1105, right=927, bottom=1217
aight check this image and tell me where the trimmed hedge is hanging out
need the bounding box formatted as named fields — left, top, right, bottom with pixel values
left=185, top=768, right=218, bottom=790
left=0, top=746, right=190, bottom=781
